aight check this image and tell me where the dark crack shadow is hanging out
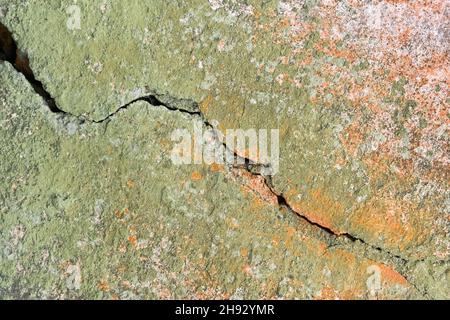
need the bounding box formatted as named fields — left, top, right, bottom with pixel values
left=0, top=20, right=431, bottom=298
left=0, top=21, right=62, bottom=113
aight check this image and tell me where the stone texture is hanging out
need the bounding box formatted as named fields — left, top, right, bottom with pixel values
left=0, top=0, right=448, bottom=299
left=0, top=62, right=420, bottom=299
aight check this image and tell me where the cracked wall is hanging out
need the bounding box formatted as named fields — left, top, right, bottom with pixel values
left=0, top=0, right=448, bottom=299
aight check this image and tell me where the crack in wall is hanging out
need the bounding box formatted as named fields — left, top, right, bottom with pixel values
left=0, top=21, right=429, bottom=297
left=0, top=22, right=62, bottom=113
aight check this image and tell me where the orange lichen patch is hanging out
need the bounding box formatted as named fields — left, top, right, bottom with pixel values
left=363, top=153, right=397, bottom=182
left=340, top=289, right=365, bottom=300
left=118, top=243, right=127, bottom=253
left=313, top=284, right=363, bottom=300
left=316, top=41, right=357, bottom=63
left=240, top=247, right=249, bottom=258
left=234, top=169, right=278, bottom=205
left=435, top=250, right=450, bottom=260
left=242, top=264, right=252, bottom=276
left=193, top=288, right=230, bottom=300
left=127, top=235, right=138, bottom=247
left=199, top=94, right=213, bottom=114
left=339, top=119, right=364, bottom=157
left=190, top=171, right=203, bottom=181
left=271, top=235, right=281, bottom=247
left=284, top=226, right=298, bottom=248
left=286, top=188, right=345, bottom=235
left=350, top=195, right=430, bottom=252
left=114, top=208, right=129, bottom=219
left=98, top=280, right=110, bottom=292
left=14, top=53, right=34, bottom=80
left=275, top=73, right=289, bottom=85
left=139, top=255, right=149, bottom=262
left=227, top=217, right=240, bottom=230
left=183, top=263, right=231, bottom=298
left=0, top=23, right=15, bottom=60
left=114, top=209, right=121, bottom=219
left=314, top=286, right=340, bottom=300
left=286, top=226, right=296, bottom=238
left=377, top=264, right=409, bottom=286
left=284, top=187, right=299, bottom=199
left=217, top=39, right=226, bottom=51
left=121, top=280, right=132, bottom=289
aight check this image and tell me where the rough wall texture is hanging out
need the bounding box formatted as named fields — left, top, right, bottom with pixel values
left=0, top=0, right=448, bottom=299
